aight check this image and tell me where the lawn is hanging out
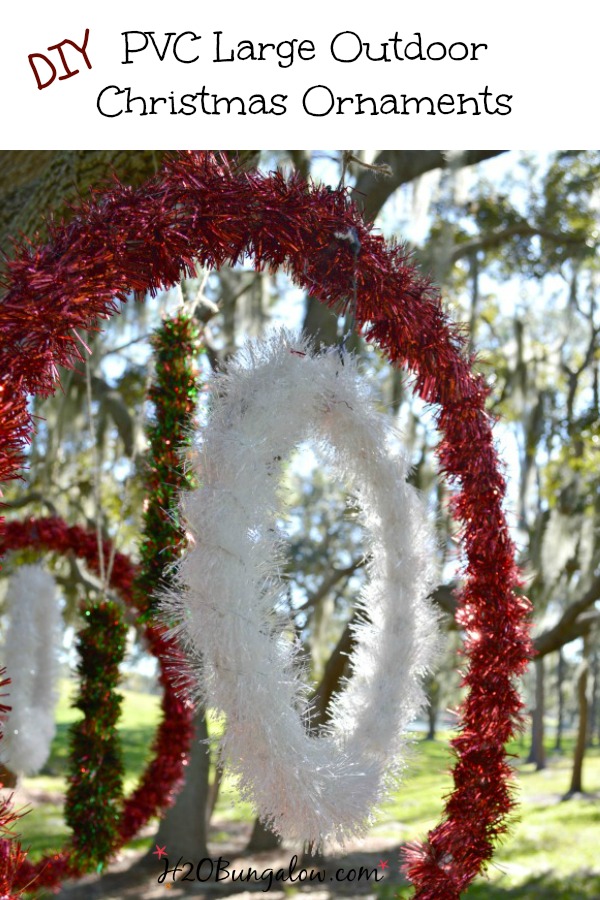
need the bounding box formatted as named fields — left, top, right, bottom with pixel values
left=370, top=734, right=600, bottom=899
left=7, top=680, right=600, bottom=898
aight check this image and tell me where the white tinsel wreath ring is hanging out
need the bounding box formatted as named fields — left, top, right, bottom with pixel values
left=163, top=330, right=441, bottom=844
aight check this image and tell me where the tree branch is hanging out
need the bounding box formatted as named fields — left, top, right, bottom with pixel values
left=448, top=223, right=594, bottom=267
left=2, top=491, right=58, bottom=515
left=352, top=150, right=508, bottom=222
left=535, top=574, right=600, bottom=657
left=294, top=556, right=368, bottom=614
left=431, top=582, right=458, bottom=619
left=310, top=614, right=357, bottom=729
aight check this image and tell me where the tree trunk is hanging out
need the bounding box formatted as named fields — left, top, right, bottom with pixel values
left=555, top=649, right=565, bottom=752
left=565, top=637, right=590, bottom=797
left=246, top=816, right=282, bottom=852
left=139, top=709, right=211, bottom=865
left=0, top=763, right=17, bottom=789
left=0, top=151, right=167, bottom=253
left=424, top=677, right=441, bottom=741
left=0, top=150, right=262, bottom=256
left=206, top=760, right=223, bottom=825
left=588, top=645, right=598, bottom=747
left=527, top=656, right=546, bottom=770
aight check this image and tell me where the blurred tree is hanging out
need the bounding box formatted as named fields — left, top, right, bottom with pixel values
left=420, top=150, right=600, bottom=774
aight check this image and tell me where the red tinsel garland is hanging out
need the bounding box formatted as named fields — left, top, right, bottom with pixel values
left=1, top=669, right=28, bottom=900
left=0, top=152, right=532, bottom=898
left=0, top=517, right=194, bottom=893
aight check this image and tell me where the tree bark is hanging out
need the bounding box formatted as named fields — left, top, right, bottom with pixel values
left=534, top=576, right=600, bottom=657
left=246, top=816, right=282, bottom=852
left=0, top=150, right=261, bottom=255
left=0, top=763, right=17, bottom=789
left=565, top=637, right=590, bottom=797
left=310, top=616, right=357, bottom=729
left=0, top=151, right=168, bottom=252
left=424, top=677, right=441, bottom=741
left=588, top=645, right=599, bottom=747
left=555, top=649, right=565, bottom=752
left=139, top=709, right=211, bottom=866
left=527, top=656, right=546, bottom=770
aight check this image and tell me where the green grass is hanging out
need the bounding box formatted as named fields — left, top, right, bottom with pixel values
left=373, top=734, right=600, bottom=899
left=9, top=687, right=600, bottom=899
left=13, top=678, right=161, bottom=857
left=385, top=871, right=600, bottom=900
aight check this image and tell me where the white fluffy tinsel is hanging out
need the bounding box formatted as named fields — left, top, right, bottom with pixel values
left=0, top=564, right=62, bottom=775
left=162, top=330, right=441, bottom=843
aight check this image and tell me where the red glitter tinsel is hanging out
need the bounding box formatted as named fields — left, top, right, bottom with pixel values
left=0, top=152, right=532, bottom=897
left=1, top=669, right=28, bottom=900
left=0, top=518, right=194, bottom=894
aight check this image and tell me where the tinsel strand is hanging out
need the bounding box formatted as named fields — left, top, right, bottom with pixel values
left=136, top=312, right=201, bottom=619
left=122, top=311, right=200, bottom=838
left=161, top=330, right=441, bottom=843
left=0, top=153, right=532, bottom=896
left=65, top=601, right=127, bottom=871
left=0, top=670, right=28, bottom=900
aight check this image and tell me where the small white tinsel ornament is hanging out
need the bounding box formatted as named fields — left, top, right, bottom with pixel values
left=0, top=564, right=62, bottom=775
left=162, top=330, right=441, bottom=844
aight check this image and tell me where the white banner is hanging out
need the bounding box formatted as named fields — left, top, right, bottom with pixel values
left=2, top=0, right=597, bottom=149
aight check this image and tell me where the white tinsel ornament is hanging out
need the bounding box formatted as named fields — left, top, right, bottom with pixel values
left=162, top=330, right=441, bottom=844
left=0, top=564, right=62, bottom=775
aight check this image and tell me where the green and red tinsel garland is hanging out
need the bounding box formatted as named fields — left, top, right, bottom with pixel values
left=65, top=601, right=127, bottom=872
left=1, top=314, right=200, bottom=894
left=136, top=313, right=201, bottom=618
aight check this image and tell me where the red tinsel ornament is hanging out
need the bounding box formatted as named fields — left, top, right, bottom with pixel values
left=0, top=152, right=532, bottom=897
left=1, top=669, right=28, bottom=900
left=0, top=518, right=194, bottom=894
